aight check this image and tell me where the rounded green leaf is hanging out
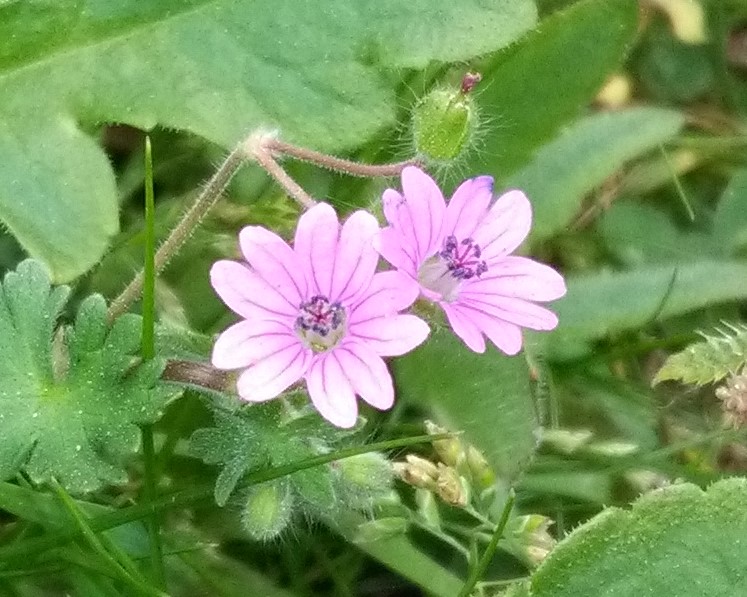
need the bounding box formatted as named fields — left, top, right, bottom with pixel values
left=521, top=478, right=747, bottom=596
left=0, top=0, right=535, bottom=280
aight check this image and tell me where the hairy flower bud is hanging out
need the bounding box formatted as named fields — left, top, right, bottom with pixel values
left=241, top=480, right=294, bottom=542
left=411, top=75, right=480, bottom=163
left=335, top=452, right=393, bottom=507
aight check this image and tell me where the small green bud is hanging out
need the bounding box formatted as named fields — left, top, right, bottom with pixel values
left=240, top=479, right=294, bottom=542
left=355, top=517, right=409, bottom=543
left=425, top=420, right=465, bottom=467
left=465, top=446, right=496, bottom=490
left=412, top=74, right=480, bottom=163
left=335, top=452, right=393, bottom=508
left=509, top=514, right=556, bottom=567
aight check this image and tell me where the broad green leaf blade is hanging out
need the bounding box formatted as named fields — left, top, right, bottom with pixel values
left=478, top=0, right=638, bottom=177
left=0, top=0, right=536, bottom=281
left=333, top=511, right=464, bottom=597
left=712, top=168, right=747, bottom=254
left=394, top=329, right=537, bottom=480
left=0, top=117, right=119, bottom=283
left=506, top=108, right=685, bottom=242
left=518, top=478, right=747, bottom=597
left=549, top=261, right=747, bottom=359
left=600, top=202, right=715, bottom=266
left=0, top=260, right=176, bottom=493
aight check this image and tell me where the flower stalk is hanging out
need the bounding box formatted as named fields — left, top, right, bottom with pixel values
left=107, top=130, right=417, bottom=322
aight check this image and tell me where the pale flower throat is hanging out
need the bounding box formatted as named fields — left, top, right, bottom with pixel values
left=417, top=235, right=488, bottom=302
left=295, top=295, right=347, bottom=352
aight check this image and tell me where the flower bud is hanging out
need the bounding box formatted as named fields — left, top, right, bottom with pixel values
left=393, top=455, right=440, bottom=490
left=335, top=452, right=393, bottom=507
left=465, top=446, right=495, bottom=490
left=510, top=514, right=556, bottom=567
left=435, top=463, right=469, bottom=507
left=355, top=517, right=408, bottom=543
left=240, top=479, right=294, bottom=542
left=716, top=373, right=747, bottom=429
left=425, top=420, right=465, bottom=467
left=412, top=75, right=480, bottom=163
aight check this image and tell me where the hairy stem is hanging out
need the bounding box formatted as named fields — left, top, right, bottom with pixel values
left=265, top=138, right=418, bottom=177
left=107, top=144, right=247, bottom=322
left=252, top=144, right=317, bottom=209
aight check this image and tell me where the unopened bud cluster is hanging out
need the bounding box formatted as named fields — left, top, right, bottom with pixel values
left=716, top=373, right=747, bottom=428
left=392, top=420, right=496, bottom=508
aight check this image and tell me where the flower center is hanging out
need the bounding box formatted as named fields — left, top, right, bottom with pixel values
left=418, top=235, right=488, bottom=302
left=295, top=295, right=347, bottom=352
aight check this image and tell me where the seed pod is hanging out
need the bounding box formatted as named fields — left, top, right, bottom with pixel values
left=411, top=76, right=480, bottom=163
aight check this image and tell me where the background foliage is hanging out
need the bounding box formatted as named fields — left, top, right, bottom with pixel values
left=2, top=0, right=747, bottom=595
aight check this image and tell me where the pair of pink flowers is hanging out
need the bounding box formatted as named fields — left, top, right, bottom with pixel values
left=210, top=167, right=566, bottom=428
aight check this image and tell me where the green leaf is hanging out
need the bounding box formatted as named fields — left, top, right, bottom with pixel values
left=518, top=478, right=747, bottom=596
left=506, top=108, right=685, bottom=242
left=712, top=169, right=747, bottom=254
left=653, top=324, right=747, bottom=386
left=0, top=0, right=535, bottom=281
left=190, top=400, right=354, bottom=514
left=0, top=260, right=175, bottom=493
left=0, top=481, right=149, bottom=558
left=394, top=329, right=537, bottom=480
left=189, top=406, right=272, bottom=507
left=333, top=510, right=464, bottom=597
left=549, top=261, right=747, bottom=359
left=600, top=202, right=714, bottom=266
left=477, top=0, right=638, bottom=177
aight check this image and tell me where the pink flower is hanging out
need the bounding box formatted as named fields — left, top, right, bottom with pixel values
left=375, top=166, right=566, bottom=355
left=210, top=203, right=430, bottom=428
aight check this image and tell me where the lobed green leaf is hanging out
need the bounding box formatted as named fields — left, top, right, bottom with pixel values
left=0, top=260, right=176, bottom=493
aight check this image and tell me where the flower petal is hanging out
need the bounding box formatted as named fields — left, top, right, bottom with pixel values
left=441, top=302, right=486, bottom=353
left=212, top=320, right=298, bottom=370
left=239, top=226, right=306, bottom=306
left=349, top=313, right=430, bottom=356
left=474, top=190, right=532, bottom=261
left=374, top=226, right=417, bottom=276
left=236, top=344, right=311, bottom=402
left=461, top=256, right=567, bottom=302
left=331, top=210, right=379, bottom=304
left=336, top=342, right=394, bottom=410
left=305, top=353, right=358, bottom=428
left=294, top=202, right=339, bottom=296
left=449, top=304, right=524, bottom=355
left=444, top=175, right=493, bottom=240
left=349, top=270, right=421, bottom=324
left=210, top=260, right=296, bottom=320
left=400, top=166, right=446, bottom=261
left=459, top=295, right=559, bottom=331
